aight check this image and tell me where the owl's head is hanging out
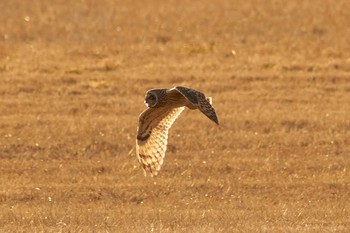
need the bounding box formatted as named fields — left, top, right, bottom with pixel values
left=144, top=90, right=159, bottom=108
left=144, top=89, right=168, bottom=108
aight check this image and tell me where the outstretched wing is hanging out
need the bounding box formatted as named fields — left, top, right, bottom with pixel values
left=136, top=106, right=185, bottom=176
left=171, top=86, right=219, bottom=124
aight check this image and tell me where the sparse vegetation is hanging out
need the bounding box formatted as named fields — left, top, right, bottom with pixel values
left=1, top=0, right=350, bottom=232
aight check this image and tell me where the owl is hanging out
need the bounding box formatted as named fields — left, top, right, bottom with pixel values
left=136, top=86, right=219, bottom=176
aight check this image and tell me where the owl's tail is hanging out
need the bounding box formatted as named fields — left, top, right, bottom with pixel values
left=206, top=97, right=212, bottom=104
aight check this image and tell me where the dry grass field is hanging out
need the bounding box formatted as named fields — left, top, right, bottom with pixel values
left=1, top=0, right=350, bottom=232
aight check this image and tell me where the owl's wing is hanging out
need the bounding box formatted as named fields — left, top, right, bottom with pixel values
left=136, top=106, right=185, bottom=176
left=170, top=86, right=219, bottom=124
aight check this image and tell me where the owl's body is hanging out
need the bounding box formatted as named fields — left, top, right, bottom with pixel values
left=136, top=86, right=219, bottom=176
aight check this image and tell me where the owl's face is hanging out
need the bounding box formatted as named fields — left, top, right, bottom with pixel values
left=145, top=91, right=158, bottom=108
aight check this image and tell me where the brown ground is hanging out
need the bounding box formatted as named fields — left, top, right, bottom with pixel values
left=1, top=0, right=350, bottom=232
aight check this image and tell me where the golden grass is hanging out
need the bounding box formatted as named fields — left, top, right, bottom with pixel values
left=1, top=0, right=350, bottom=232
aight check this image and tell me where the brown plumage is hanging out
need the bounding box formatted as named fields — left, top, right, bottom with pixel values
left=136, top=86, right=219, bottom=176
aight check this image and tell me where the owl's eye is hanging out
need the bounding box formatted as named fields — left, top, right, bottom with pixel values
left=148, top=95, right=155, bottom=100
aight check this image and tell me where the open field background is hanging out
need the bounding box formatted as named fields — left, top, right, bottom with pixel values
left=1, top=0, right=350, bottom=232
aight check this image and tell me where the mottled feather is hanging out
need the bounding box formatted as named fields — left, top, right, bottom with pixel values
left=136, top=106, right=184, bottom=176
left=173, top=86, right=219, bottom=124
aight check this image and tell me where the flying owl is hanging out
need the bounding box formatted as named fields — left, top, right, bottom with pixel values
left=136, top=86, right=219, bottom=176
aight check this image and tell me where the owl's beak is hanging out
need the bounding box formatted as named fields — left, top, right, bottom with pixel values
left=144, top=100, right=149, bottom=107
left=144, top=96, right=150, bottom=107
